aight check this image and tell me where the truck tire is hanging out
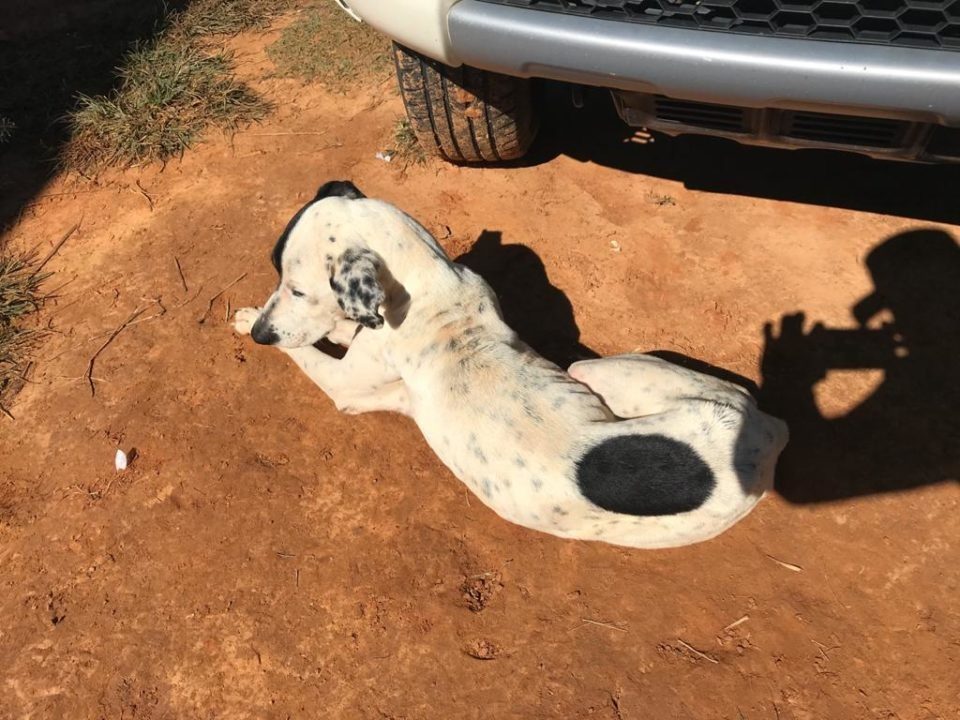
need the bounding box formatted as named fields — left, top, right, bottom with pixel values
left=393, top=43, right=537, bottom=164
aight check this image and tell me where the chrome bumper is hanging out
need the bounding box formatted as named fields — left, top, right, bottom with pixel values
left=447, top=0, right=960, bottom=127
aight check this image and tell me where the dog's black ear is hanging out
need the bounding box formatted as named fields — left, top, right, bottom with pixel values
left=328, top=248, right=384, bottom=329
left=314, top=180, right=365, bottom=201
left=271, top=182, right=365, bottom=273
left=271, top=202, right=312, bottom=273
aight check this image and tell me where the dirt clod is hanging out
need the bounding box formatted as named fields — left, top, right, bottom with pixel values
left=47, top=592, right=66, bottom=626
left=460, top=571, right=502, bottom=612
left=463, top=639, right=501, bottom=660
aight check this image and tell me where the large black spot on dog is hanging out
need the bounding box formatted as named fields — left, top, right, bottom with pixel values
left=576, top=435, right=715, bottom=516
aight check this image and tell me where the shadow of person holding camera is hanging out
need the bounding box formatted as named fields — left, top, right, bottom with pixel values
left=760, top=229, right=960, bottom=504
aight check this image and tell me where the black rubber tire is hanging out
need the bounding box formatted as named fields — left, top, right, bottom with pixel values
left=393, top=43, right=538, bottom=164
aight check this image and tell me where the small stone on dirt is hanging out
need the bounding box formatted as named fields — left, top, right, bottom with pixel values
left=464, top=639, right=501, bottom=660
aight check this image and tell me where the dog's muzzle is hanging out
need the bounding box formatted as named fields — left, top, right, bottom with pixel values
left=251, top=315, right=279, bottom=345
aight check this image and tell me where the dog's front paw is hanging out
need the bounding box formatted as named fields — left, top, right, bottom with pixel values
left=233, top=307, right=261, bottom=336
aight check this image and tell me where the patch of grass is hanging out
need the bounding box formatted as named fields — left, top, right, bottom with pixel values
left=175, top=0, right=294, bottom=37
left=60, top=0, right=296, bottom=172
left=64, top=38, right=267, bottom=171
left=393, top=117, right=426, bottom=166
left=267, top=5, right=391, bottom=90
left=0, top=251, right=49, bottom=409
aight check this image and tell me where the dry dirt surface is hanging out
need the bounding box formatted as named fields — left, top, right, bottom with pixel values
left=2, top=15, right=960, bottom=720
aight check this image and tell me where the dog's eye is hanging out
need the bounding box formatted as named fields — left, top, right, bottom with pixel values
left=291, top=289, right=305, bottom=298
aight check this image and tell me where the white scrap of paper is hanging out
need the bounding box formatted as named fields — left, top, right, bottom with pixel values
left=115, top=449, right=128, bottom=472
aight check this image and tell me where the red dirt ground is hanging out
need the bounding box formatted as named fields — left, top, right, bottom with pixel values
left=1, top=18, right=958, bottom=720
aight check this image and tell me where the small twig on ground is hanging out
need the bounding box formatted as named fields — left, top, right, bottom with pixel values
left=581, top=618, right=628, bottom=633
left=174, top=285, right=204, bottom=309
left=96, top=473, right=119, bottom=500
left=766, top=554, right=803, bottom=573
left=33, top=223, right=80, bottom=276
left=134, top=179, right=154, bottom=210
left=812, top=638, right=840, bottom=659
left=248, top=131, right=329, bottom=137
left=143, top=295, right=167, bottom=317
left=87, top=298, right=165, bottom=341
left=25, top=188, right=113, bottom=206
left=43, top=297, right=83, bottom=321
left=0, top=403, right=14, bottom=420
left=723, top=615, right=750, bottom=632
left=42, top=188, right=110, bottom=199
left=198, top=272, right=246, bottom=324
left=293, top=142, right=343, bottom=156
left=676, top=639, right=719, bottom=664
left=87, top=311, right=164, bottom=342
left=174, top=256, right=189, bottom=292
left=43, top=276, right=78, bottom=299
left=610, top=690, right=625, bottom=720
left=85, top=306, right=147, bottom=396
left=275, top=551, right=296, bottom=558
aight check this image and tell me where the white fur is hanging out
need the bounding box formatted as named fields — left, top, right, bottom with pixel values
left=236, top=195, right=788, bottom=549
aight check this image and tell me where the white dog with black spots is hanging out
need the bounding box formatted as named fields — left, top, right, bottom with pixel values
left=234, top=181, right=789, bottom=549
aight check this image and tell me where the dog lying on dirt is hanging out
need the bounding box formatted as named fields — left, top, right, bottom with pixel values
left=234, top=181, right=788, bottom=549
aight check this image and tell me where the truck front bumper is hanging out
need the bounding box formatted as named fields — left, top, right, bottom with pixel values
left=344, top=0, right=960, bottom=160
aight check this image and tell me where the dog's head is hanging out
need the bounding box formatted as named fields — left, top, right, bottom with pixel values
left=250, top=180, right=389, bottom=348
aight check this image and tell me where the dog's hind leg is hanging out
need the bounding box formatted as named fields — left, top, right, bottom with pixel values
left=568, top=354, right=752, bottom=419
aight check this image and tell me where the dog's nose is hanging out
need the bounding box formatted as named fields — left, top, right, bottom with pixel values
left=251, top=317, right=279, bottom=345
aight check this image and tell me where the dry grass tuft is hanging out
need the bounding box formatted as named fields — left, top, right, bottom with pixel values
left=0, top=251, right=49, bottom=406
left=267, top=4, right=391, bottom=90
left=176, top=0, right=295, bottom=38
left=61, top=0, right=295, bottom=172
left=63, top=39, right=267, bottom=171
left=392, top=117, right=426, bottom=167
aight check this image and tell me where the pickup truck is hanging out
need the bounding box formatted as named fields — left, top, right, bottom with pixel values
left=336, top=0, right=960, bottom=164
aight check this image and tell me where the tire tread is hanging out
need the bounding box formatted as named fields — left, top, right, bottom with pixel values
left=392, top=43, right=536, bottom=163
